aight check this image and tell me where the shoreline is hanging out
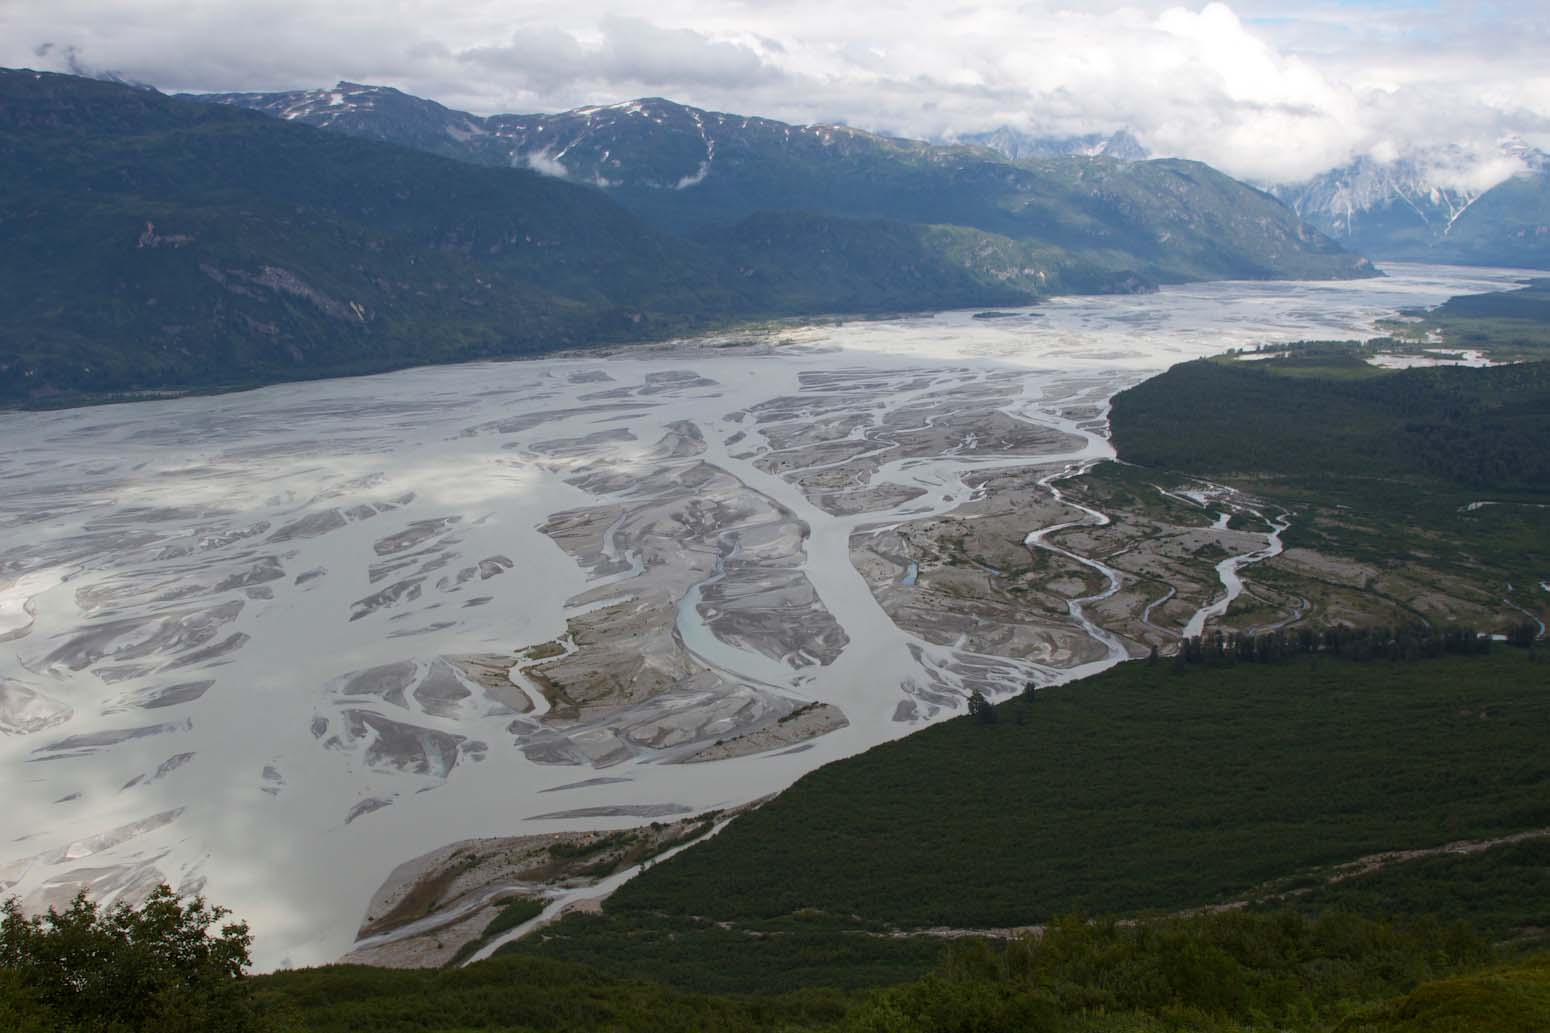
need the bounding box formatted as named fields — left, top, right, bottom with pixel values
left=16, top=256, right=1517, bottom=415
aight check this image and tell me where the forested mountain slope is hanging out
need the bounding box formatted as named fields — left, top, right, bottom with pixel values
left=0, top=71, right=1053, bottom=401
left=0, top=70, right=726, bottom=400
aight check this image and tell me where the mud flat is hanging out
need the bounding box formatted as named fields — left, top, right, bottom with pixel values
left=686, top=702, right=849, bottom=763
left=1052, top=470, right=1297, bottom=644
left=0, top=262, right=1522, bottom=969
left=852, top=464, right=1119, bottom=672
left=341, top=811, right=731, bottom=968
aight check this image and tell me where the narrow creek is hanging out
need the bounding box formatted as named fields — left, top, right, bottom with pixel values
left=1180, top=510, right=1292, bottom=640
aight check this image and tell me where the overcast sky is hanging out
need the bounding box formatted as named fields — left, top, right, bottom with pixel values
left=4, top=0, right=1548, bottom=183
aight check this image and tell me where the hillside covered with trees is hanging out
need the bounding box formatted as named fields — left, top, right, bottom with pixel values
left=502, top=649, right=1550, bottom=994
left=0, top=69, right=1371, bottom=405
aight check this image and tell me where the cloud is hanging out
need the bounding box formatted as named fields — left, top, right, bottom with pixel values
left=457, top=16, right=781, bottom=95
left=595, top=15, right=782, bottom=89
left=458, top=28, right=591, bottom=90
left=522, top=150, right=570, bottom=178
left=1432, top=154, right=1532, bottom=194
left=2, top=0, right=1547, bottom=185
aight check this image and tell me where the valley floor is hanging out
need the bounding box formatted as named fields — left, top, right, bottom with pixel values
left=0, top=262, right=1541, bottom=969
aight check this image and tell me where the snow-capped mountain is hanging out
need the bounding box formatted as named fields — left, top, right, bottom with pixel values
left=1501, top=137, right=1550, bottom=175
left=1277, top=154, right=1478, bottom=239
left=196, top=83, right=927, bottom=197
left=959, top=127, right=1148, bottom=162
left=195, top=81, right=514, bottom=165
left=1271, top=141, right=1550, bottom=264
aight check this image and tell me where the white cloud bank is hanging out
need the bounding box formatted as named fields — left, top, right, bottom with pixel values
left=4, top=0, right=1548, bottom=184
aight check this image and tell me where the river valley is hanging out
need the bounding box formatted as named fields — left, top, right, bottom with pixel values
left=0, top=262, right=1538, bottom=969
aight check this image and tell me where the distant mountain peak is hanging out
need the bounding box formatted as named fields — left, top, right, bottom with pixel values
left=1101, top=129, right=1148, bottom=162
left=1499, top=135, right=1550, bottom=173
left=958, top=126, right=1149, bottom=162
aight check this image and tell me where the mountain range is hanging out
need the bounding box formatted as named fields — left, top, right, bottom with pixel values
left=193, top=81, right=1343, bottom=279
left=1272, top=141, right=1550, bottom=267
left=959, top=126, right=1550, bottom=269
left=2, top=69, right=1369, bottom=402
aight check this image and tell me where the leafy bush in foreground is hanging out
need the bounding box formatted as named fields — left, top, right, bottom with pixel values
left=0, top=885, right=290, bottom=1032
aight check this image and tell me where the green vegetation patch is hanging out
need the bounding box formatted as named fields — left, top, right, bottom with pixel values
left=1386, top=277, right=1550, bottom=362
left=444, top=896, right=550, bottom=968
left=1338, top=955, right=1550, bottom=1033
left=842, top=911, right=1488, bottom=1033
left=1225, top=341, right=1395, bottom=380
left=514, top=652, right=1550, bottom=991
left=1066, top=459, right=1221, bottom=528
left=251, top=955, right=851, bottom=1033
left=501, top=910, right=948, bottom=994
left=482, top=896, right=545, bottom=939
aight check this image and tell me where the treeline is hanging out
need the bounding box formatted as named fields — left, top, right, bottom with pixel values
left=1167, top=622, right=1542, bottom=666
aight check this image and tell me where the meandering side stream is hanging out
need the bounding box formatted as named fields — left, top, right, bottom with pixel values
left=1022, top=461, right=1132, bottom=664
left=1180, top=510, right=1292, bottom=640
